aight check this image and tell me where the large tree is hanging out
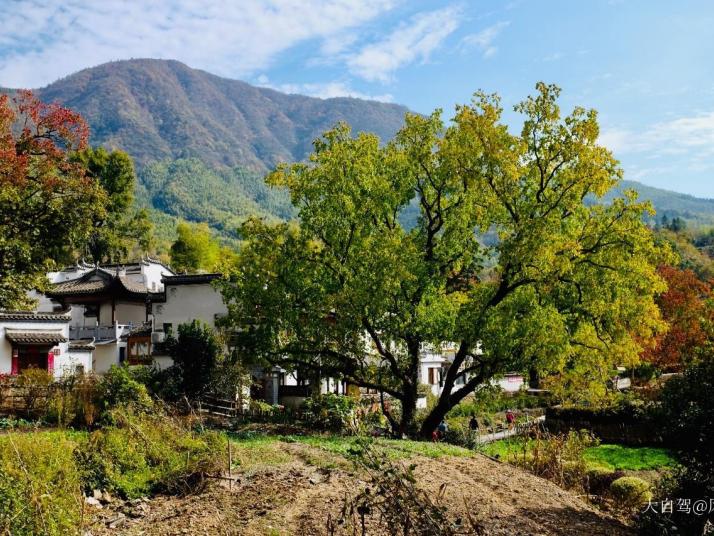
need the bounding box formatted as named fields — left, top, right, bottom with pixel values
left=72, top=147, right=154, bottom=263
left=221, top=84, right=668, bottom=436
left=0, top=91, right=105, bottom=309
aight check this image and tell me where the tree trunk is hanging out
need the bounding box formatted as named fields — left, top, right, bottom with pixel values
left=419, top=396, right=451, bottom=439
left=418, top=370, right=489, bottom=438
left=529, top=367, right=540, bottom=389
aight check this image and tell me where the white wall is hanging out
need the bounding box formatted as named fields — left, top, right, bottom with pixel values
left=141, top=262, right=174, bottom=292
left=115, top=302, right=146, bottom=325
left=93, top=344, right=120, bottom=374
left=0, top=321, right=71, bottom=378
left=154, top=283, right=228, bottom=332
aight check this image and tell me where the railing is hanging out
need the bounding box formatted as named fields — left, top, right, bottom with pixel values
left=197, top=395, right=309, bottom=422
left=69, top=323, right=133, bottom=341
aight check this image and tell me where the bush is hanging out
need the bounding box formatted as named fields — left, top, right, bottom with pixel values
left=522, top=430, right=598, bottom=490
left=45, top=373, right=99, bottom=428
left=0, top=432, right=83, bottom=535
left=610, top=476, right=652, bottom=509
left=585, top=467, right=625, bottom=495
left=76, top=409, right=223, bottom=499
left=637, top=358, right=714, bottom=534
left=302, top=393, right=357, bottom=432
left=166, top=320, right=222, bottom=398
left=97, top=365, right=153, bottom=418
left=15, top=368, right=53, bottom=417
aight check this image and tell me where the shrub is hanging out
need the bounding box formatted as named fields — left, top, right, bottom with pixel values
left=637, top=358, right=714, bottom=534
left=15, top=368, right=53, bottom=417
left=76, top=409, right=223, bottom=499
left=46, top=373, right=99, bottom=428
left=523, top=430, right=598, bottom=490
left=609, top=476, right=651, bottom=509
left=0, top=432, right=83, bottom=535
left=585, top=467, right=624, bottom=495
left=302, top=393, right=357, bottom=432
left=166, top=320, right=222, bottom=398
left=97, top=365, right=153, bottom=418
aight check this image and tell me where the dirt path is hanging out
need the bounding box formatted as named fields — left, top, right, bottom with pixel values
left=89, top=442, right=632, bottom=536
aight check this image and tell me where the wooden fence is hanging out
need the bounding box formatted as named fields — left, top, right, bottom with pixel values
left=197, top=395, right=311, bottom=423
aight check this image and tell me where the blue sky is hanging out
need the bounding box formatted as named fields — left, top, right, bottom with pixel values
left=1, top=1, right=713, bottom=197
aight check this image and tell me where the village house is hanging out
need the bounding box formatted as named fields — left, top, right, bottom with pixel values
left=0, top=258, right=523, bottom=405
left=0, top=309, right=91, bottom=377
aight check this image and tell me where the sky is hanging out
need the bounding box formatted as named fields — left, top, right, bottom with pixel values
left=1, top=0, right=713, bottom=198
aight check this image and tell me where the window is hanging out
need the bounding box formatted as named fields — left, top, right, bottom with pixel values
left=75, top=364, right=85, bottom=375
left=428, top=367, right=440, bottom=385
left=84, top=304, right=99, bottom=317
left=163, top=323, right=173, bottom=336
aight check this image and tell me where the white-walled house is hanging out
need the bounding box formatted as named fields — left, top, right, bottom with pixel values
left=153, top=273, right=227, bottom=334
left=39, top=259, right=173, bottom=373
left=0, top=310, right=91, bottom=378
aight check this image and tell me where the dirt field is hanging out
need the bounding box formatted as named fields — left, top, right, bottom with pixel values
left=89, top=439, right=632, bottom=536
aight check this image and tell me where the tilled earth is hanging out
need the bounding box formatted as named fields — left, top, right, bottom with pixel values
left=89, top=442, right=632, bottom=536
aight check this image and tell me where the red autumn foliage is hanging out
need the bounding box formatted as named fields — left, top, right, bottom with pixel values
left=642, top=265, right=713, bottom=371
left=0, top=90, right=89, bottom=188
left=0, top=90, right=104, bottom=309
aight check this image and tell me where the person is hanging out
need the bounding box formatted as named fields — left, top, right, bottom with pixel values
left=437, top=419, right=448, bottom=440
left=469, top=415, right=479, bottom=432
left=505, top=409, right=515, bottom=430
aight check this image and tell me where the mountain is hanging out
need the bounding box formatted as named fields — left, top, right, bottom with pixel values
left=33, top=59, right=409, bottom=172
left=608, top=180, right=714, bottom=227
left=6, top=58, right=714, bottom=247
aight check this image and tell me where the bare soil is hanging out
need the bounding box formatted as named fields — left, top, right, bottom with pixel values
left=89, top=441, right=632, bottom=536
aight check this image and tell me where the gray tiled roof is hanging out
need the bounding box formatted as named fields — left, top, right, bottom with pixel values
left=5, top=330, right=68, bottom=344
left=69, top=339, right=95, bottom=351
left=162, top=273, right=222, bottom=285
left=0, top=310, right=72, bottom=322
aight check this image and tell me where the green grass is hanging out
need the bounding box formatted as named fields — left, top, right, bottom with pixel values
left=480, top=438, right=677, bottom=472
left=228, top=432, right=474, bottom=469
left=583, top=444, right=677, bottom=471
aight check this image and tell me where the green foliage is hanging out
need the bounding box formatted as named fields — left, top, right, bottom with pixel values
left=71, top=146, right=154, bottom=263
left=448, top=387, right=549, bottom=417
left=302, top=393, right=357, bottom=431
left=0, top=91, right=106, bottom=309
left=142, top=158, right=293, bottom=236
left=642, top=358, right=714, bottom=533
left=222, top=83, right=669, bottom=437
left=165, top=320, right=222, bottom=398
left=169, top=221, right=223, bottom=273
left=97, top=365, right=153, bottom=417
left=609, top=476, right=652, bottom=508
left=77, top=410, right=223, bottom=499
left=0, top=432, right=83, bottom=535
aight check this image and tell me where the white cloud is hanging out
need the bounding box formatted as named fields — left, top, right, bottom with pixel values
left=460, top=21, right=509, bottom=59
left=601, top=111, right=714, bottom=159
left=0, top=0, right=397, bottom=88
left=256, top=76, right=393, bottom=102
left=347, top=6, right=462, bottom=83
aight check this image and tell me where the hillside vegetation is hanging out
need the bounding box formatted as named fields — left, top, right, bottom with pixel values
left=32, top=59, right=408, bottom=172
left=5, top=59, right=713, bottom=246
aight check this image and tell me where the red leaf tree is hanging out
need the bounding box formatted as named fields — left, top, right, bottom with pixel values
left=642, top=265, right=713, bottom=371
left=0, top=91, right=105, bottom=309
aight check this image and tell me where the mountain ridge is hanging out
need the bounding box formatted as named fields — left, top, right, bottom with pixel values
left=5, top=58, right=714, bottom=235
left=31, top=58, right=410, bottom=171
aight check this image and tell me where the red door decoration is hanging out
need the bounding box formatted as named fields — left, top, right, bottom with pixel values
left=11, top=348, right=19, bottom=375
left=47, top=350, right=55, bottom=374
